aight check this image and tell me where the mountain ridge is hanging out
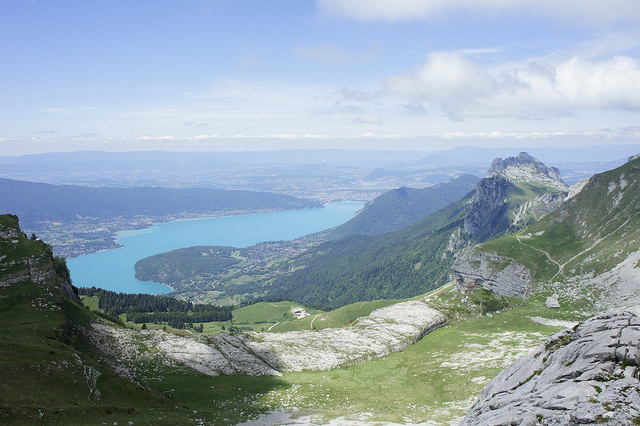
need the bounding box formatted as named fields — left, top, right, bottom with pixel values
left=454, top=153, right=640, bottom=311
left=326, top=173, right=479, bottom=240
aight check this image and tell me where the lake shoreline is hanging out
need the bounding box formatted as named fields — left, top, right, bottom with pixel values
left=68, top=202, right=365, bottom=295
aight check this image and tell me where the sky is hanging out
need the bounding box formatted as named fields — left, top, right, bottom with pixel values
left=2, top=0, right=640, bottom=155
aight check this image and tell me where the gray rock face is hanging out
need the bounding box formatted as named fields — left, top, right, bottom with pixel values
left=451, top=249, right=531, bottom=297
left=463, top=175, right=513, bottom=237
left=90, top=300, right=447, bottom=377
left=486, top=152, right=567, bottom=191
left=0, top=215, right=80, bottom=303
left=463, top=153, right=568, bottom=241
left=461, top=311, right=640, bottom=425
left=511, top=192, right=567, bottom=228
left=252, top=301, right=447, bottom=372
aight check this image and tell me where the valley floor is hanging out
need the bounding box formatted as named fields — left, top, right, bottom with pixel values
left=99, top=285, right=581, bottom=425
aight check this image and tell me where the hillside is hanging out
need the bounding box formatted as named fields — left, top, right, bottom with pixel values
left=0, top=215, right=207, bottom=424
left=0, top=177, right=321, bottom=225
left=453, top=154, right=640, bottom=312
left=256, top=152, right=569, bottom=308
left=326, top=173, right=479, bottom=240
left=262, top=197, right=471, bottom=307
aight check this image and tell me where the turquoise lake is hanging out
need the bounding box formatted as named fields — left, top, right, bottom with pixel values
left=67, top=201, right=365, bottom=294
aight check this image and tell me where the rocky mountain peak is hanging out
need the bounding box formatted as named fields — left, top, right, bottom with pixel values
left=461, top=152, right=570, bottom=242
left=486, top=152, right=568, bottom=191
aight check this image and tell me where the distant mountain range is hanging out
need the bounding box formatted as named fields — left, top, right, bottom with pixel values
left=0, top=177, right=322, bottom=257
left=1, top=146, right=636, bottom=192
left=0, top=177, right=320, bottom=228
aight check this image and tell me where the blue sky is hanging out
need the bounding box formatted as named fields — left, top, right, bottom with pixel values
left=2, top=0, right=640, bottom=154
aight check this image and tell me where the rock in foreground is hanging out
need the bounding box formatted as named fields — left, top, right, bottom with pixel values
left=461, top=311, right=640, bottom=425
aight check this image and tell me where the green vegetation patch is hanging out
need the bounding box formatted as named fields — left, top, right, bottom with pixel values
left=79, top=287, right=232, bottom=329
left=252, top=303, right=564, bottom=424
left=135, top=245, right=242, bottom=284
left=233, top=300, right=304, bottom=324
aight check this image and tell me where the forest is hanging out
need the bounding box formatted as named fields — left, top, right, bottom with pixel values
left=134, top=246, right=242, bottom=284
left=222, top=195, right=473, bottom=308
left=80, top=287, right=233, bottom=329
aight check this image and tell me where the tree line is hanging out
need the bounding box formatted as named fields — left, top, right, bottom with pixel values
left=79, top=287, right=232, bottom=329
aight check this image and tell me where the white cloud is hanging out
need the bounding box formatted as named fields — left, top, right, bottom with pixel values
left=133, top=135, right=176, bottom=141
left=318, top=0, right=640, bottom=24
left=3, top=127, right=640, bottom=156
left=385, top=51, right=497, bottom=119
left=351, top=114, right=384, bottom=125
left=385, top=51, right=640, bottom=120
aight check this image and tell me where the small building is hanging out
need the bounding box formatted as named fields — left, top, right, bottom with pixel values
left=291, top=307, right=309, bottom=319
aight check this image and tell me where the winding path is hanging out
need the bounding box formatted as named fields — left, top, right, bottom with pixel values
left=309, top=314, right=323, bottom=330
left=515, top=232, right=564, bottom=282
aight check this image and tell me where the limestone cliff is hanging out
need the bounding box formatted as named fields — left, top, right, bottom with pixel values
left=463, top=175, right=513, bottom=238
left=463, top=152, right=568, bottom=242
left=87, top=300, right=447, bottom=375
left=461, top=311, right=640, bottom=425
left=451, top=249, right=531, bottom=298
left=0, top=214, right=80, bottom=303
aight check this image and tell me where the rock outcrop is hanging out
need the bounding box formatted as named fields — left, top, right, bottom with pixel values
left=451, top=249, right=531, bottom=298
left=461, top=311, right=640, bottom=425
left=511, top=192, right=566, bottom=228
left=253, top=301, right=447, bottom=371
left=463, top=153, right=568, bottom=241
left=0, top=214, right=80, bottom=303
left=463, top=175, right=512, bottom=238
left=486, top=152, right=568, bottom=191
left=90, top=300, right=447, bottom=376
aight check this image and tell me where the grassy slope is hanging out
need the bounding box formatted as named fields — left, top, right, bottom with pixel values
left=263, top=195, right=471, bottom=308
left=477, top=157, right=640, bottom=305
left=0, top=225, right=196, bottom=424
left=72, top=277, right=576, bottom=424
left=0, top=215, right=288, bottom=425
left=327, top=174, right=479, bottom=240
left=203, top=286, right=577, bottom=425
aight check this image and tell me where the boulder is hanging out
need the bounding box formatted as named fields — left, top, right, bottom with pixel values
left=461, top=311, right=640, bottom=425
